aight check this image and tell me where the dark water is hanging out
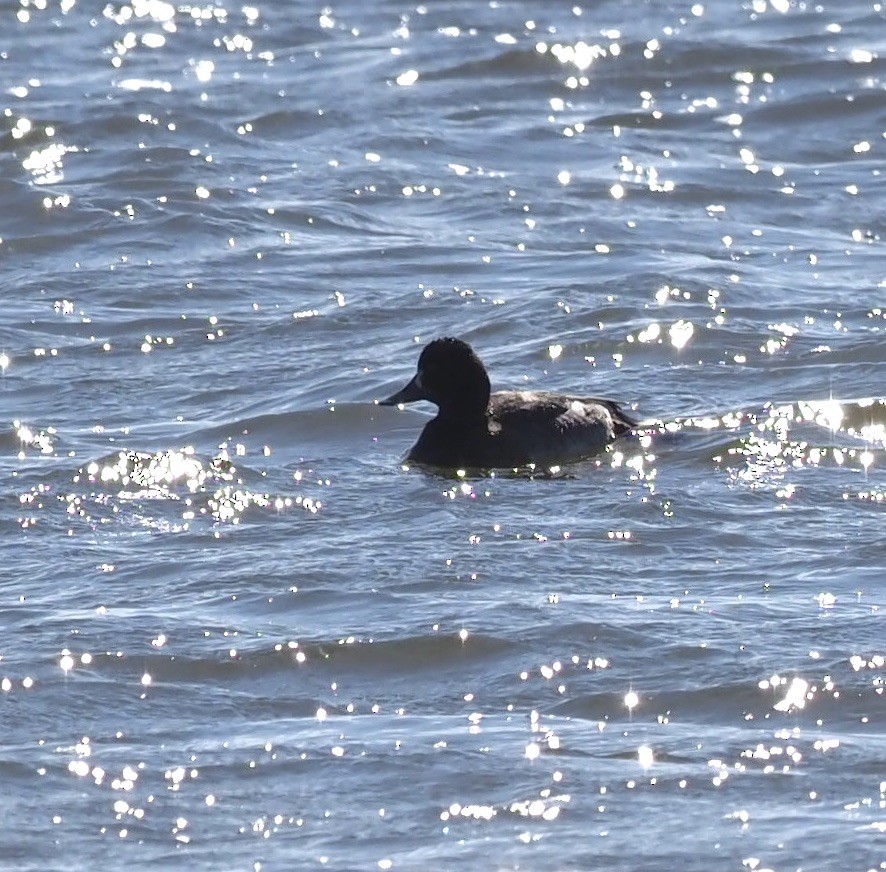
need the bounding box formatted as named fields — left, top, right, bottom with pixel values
left=1, top=1, right=884, bottom=869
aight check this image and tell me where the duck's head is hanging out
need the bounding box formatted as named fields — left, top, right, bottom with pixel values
left=381, top=337, right=491, bottom=417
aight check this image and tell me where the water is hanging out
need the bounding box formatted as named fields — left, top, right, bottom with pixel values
left=1, top=1, right=884, bottom=869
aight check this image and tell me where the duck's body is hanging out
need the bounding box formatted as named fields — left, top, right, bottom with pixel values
left=381, top=338, right=636, bottom=469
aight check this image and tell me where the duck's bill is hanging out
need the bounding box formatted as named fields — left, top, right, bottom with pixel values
left=380, top=373, right=424, bottom=406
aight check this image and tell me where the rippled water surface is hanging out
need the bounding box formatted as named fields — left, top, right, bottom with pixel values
left=1, top=0, right=884, bottom=869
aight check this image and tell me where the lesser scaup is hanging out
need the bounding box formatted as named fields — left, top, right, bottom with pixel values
left=380, top=337, right=637, bottom=469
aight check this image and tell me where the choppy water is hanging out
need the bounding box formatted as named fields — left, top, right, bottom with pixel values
left=2, top=1, right=884, bottom=869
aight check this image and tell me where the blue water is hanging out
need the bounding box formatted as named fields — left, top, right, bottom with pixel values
left=1, top=1, right=884, bottom=869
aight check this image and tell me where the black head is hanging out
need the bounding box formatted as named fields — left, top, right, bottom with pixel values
left=380, top=337, right=491, bottom=417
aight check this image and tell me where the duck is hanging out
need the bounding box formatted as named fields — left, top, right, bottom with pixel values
left=380, top=337, right=637, bottom=469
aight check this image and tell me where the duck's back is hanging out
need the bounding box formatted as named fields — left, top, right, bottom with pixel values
left=489, top=390, right=635, bottom=465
